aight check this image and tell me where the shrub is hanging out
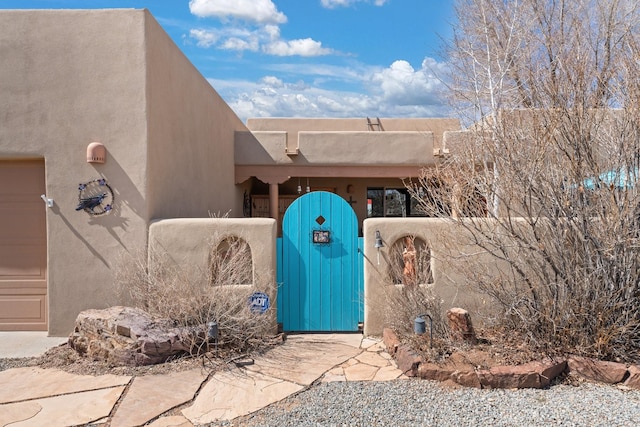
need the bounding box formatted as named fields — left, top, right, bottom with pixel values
left=115, top=234, right=276, bottom=356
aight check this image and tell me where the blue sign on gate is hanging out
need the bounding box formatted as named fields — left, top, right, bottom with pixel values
left=248, top=292, right=271, bottom=314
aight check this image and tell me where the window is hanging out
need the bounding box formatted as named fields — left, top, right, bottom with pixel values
left=210, top=237, right=252, bottom=286
left=367, top=188, right=411, bottom=217
left=388, top=236, right=434, bottom=285
left=366, top=187, right=430, bottom=217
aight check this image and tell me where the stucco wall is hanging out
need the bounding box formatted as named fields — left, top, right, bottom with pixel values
left=362, top=218, right=502, bottom=336
left=236, top=131, right=434, bottom=166
left=0, top=9, right=248, bottom=335
left=0, top=10, right=150, bottom=335
left=245, top=117, right=461, bottom=151
left=148, top=218, right=278, bottom=332
left=145, top=12, right=246, bottom=219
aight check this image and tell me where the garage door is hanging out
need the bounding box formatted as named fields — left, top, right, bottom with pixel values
left=0, top=160, right=47, bottom=330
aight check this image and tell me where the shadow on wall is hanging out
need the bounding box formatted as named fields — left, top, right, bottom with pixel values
left=84, top=148, right=145, bottom=252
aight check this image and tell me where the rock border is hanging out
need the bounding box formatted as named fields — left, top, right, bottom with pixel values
left=382, top=328, right=640, bottom=389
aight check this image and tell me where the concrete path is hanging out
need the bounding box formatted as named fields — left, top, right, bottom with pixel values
left=0, top=332, right=67, bottom=358
left=0, top=333, right=404, bottom=426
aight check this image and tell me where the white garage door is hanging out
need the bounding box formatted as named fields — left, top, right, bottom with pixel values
left=0, top=160, right=47, bottom=331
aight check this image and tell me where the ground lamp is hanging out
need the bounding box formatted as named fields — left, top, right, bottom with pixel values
left=208, top=321, right=218, bottom=353
left=414, top=313, right=433, bottom=348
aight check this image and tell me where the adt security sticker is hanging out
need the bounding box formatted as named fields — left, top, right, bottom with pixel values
left=248, top=292, right=270, bottom=314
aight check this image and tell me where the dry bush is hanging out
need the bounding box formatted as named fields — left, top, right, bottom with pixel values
left=115, top=235, right=276, bottom=356
left=381, top=283, right=446, bottom=339
left=374, top=234, right=445, bottom=337
left=411, top=111, right=640, bottom=362
left=421, top=0, right=640, bottom=362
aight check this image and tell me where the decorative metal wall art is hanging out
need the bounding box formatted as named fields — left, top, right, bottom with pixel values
left=76, top=178, right=114, bottom=215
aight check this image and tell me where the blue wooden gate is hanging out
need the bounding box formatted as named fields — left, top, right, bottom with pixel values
left=278, top=191, right=362, bottom=331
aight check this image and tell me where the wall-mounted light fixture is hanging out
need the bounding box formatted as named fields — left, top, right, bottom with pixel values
left=374, top=230, right=384, bottom=248
left=87, top=142, right=106, bottom=164
left=40, top=194, right=54, bottom=208
left=374, top=230, right=384, bottom=264
left=297, top=178, right=302, bottom=194
left=306, top=177, right=310, bottom=193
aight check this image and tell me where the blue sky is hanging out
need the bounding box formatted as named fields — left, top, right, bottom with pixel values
left=2, top=0, right=454, bottom=123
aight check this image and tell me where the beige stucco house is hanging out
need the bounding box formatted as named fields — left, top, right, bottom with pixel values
left=237, top=117, right=460, bottom=233
left=0, top=9, right=244, bottom=335
left=1, top=9, right=464, bottom=336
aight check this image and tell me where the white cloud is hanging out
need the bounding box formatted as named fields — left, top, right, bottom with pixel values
left=368, top=59, right=447, bottom=106
left=222, top=37, right=259, bottom=52
left=206, top=57, right=451, bottom=122
left=189, top=29, right=220, bottom=48
left=189, top=0, right=287, bottom=24
left=189, top=23, right=333, bottom=57
left=260, top=76, right=284, bottom=88
left=263, top=38, right=334, bottom=57
left=320, top=0, right=389, bottom=9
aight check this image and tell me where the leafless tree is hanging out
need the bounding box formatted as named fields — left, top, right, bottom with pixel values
left=418, top=0, right=640, bottom=360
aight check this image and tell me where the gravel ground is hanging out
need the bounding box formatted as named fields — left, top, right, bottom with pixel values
left=214, top=379, right=640, bottom=427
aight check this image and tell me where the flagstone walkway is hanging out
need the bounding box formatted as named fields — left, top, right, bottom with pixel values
left=0, top=334, right=404, bottom=426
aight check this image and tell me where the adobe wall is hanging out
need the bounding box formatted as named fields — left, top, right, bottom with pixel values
left=0, top=10, right=150, bottom=335
left=145, top=12, right=246, bottom=219
left=148, top=218, right=278, bottom=332
left=362, top=218, right=506, bottom=336
left=245, top=117, right=461, bottom=152
left=0, top=9, right=247, bottom=335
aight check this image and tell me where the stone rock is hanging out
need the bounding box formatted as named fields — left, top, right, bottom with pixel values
left=479, top=359, right=567, bottom=389
left=382, top=328, right=400, bottom=356
left=623, top=365, right=640, bottom=389
left=478, top=365, right=536, bottom=389
left=567, top=355, right=628, bottom=384
left=417, top=362, right=454, bottom=382
left=110, top=369, right=208, bottom=427
left=68, top=306, right=205, bottom=366
left=182, top=370, right=303, bottom=424
left=0, top=386, right=126, bottom=427
left=355, top=351, right=390, bottom=368
left=372, top=365, right=403, bottom=381
left=0, top=367, right=130, bottom=404
left=451, top=369, right=481, bottom=388
left=395, top=344, right=423, bottom=377
left=446, top=308, right=477, bottom=344
left=343, top=363, right=379, bottom=381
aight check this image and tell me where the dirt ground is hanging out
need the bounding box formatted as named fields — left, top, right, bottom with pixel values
left=403, top=326, right=555, bottom=370
left=0, top=327, right=561, bottom=379
left=0, top=338, right=284, bottom=378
